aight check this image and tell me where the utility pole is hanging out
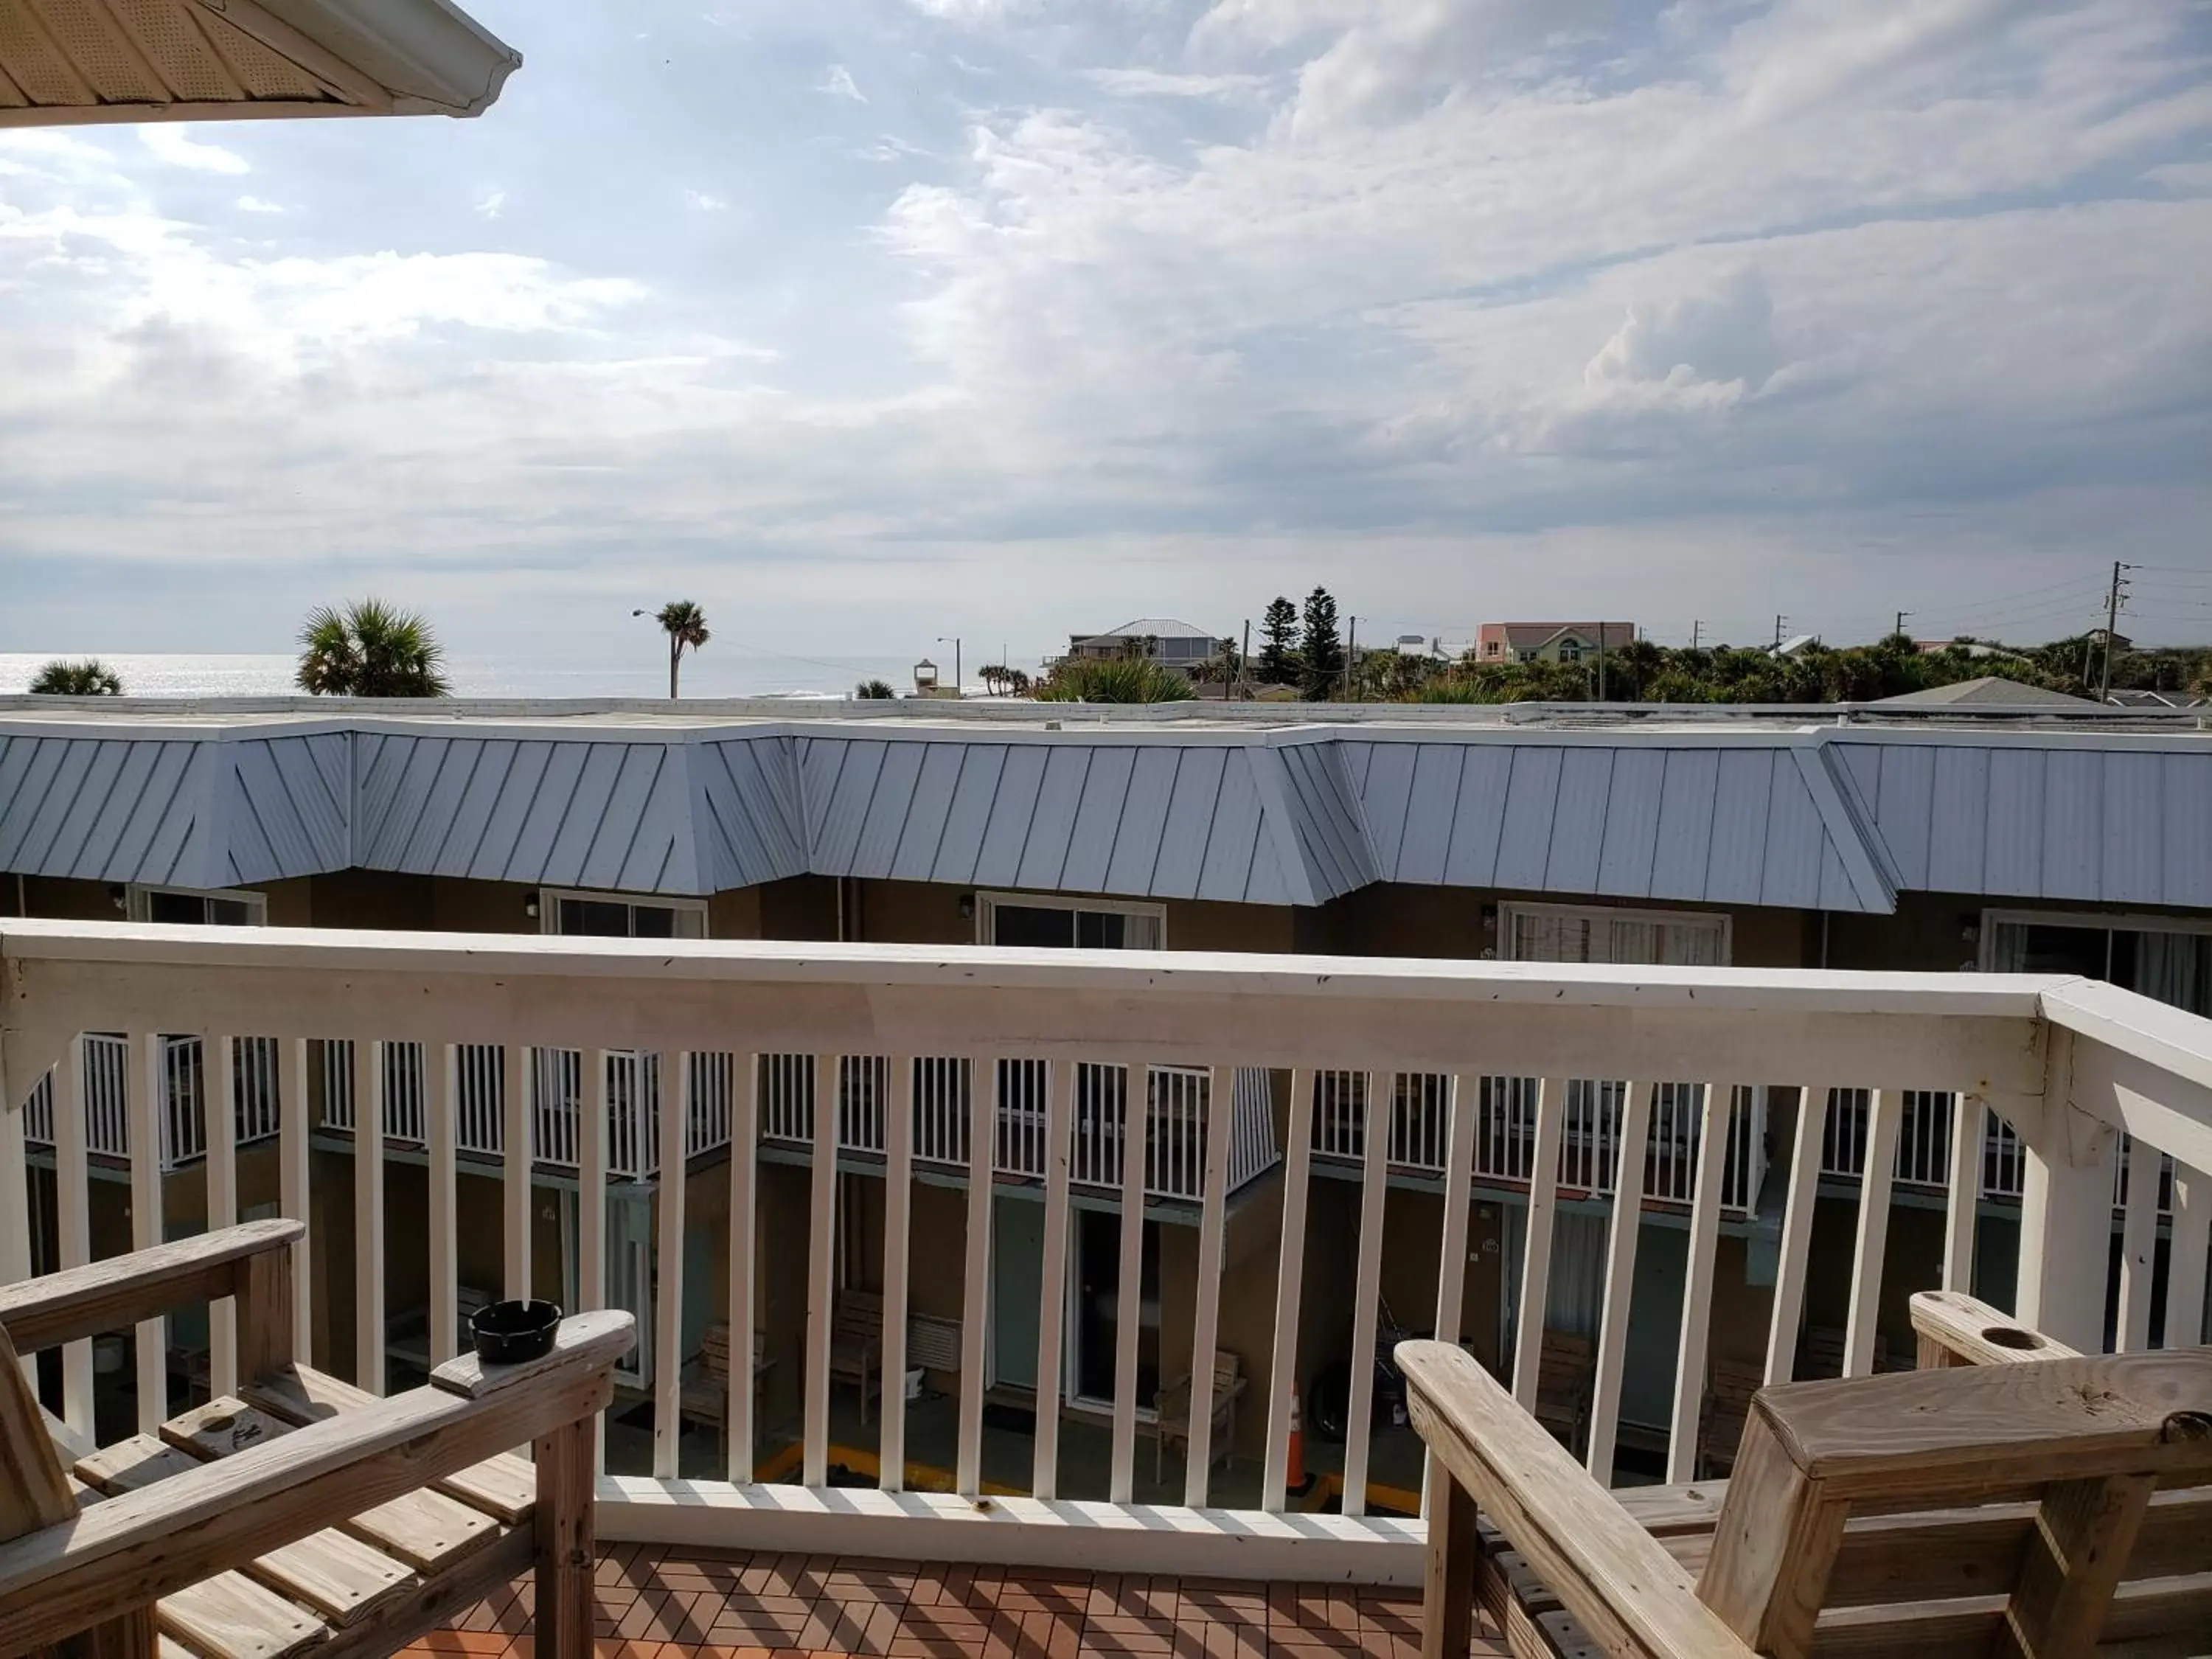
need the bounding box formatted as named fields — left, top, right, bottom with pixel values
left=1894, top=611, right=1910, bottom=641
left=1241, top=619, right=1251, bottom=703
left=1345, top=616, right=1357, bottom=700
left=1596, top=622, right=1607, bottom=701
left=1773, top=614, right=1788, bottom=651
left=2100, top=561, right=2132, bottom=704
left=1691, top=619, right=1704, bottom=651
left=937, top=636, right=961, bottom=698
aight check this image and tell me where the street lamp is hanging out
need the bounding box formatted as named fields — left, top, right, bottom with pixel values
left=936, top=637, right=961, bottom=700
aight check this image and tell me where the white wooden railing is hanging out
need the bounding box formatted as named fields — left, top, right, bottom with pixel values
left=1820, top=1087, right=2166, bottom=1214
left=3, top=925, right=2208, bottom=1583
left=21, top=1032, right=280, bottom=1169
left=1316, top=1071, right=1766, bottom=1214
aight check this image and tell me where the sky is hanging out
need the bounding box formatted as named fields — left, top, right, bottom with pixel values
left=1, top=0, right=2209, bottom=672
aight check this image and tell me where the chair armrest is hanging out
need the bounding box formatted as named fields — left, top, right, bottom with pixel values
left=0, top=1309, right=633, bottom=1655
left=0, top=1219, right=302, bottom=1353
left=1396, top=1340, right=1755, bottom=1659
left=1907, top=1290, right=2079, bottom=1368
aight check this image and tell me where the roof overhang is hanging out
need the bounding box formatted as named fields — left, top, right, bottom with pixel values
left=0, top=0, right=519, bottom=126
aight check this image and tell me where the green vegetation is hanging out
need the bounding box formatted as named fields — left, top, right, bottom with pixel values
left=29, top=659, right=123, bottom=696
left=1365, top=631, right=2211, bottom=706
left=1032, top=657, right=1196, bottom=703
left=978, top=664, right=1031, bottom=695
left=1256, top=597, right=1300, bottom=686
left=650, top=600, right=710, bottom=699
left=1298, top=587, right=1344, bottom=700
left=296, top=599, right=451, bottom=698
left=855, top=678, right=897, bottom=699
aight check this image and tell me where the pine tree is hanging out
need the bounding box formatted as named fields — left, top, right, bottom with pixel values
left=1299, top=587, right=1344, bottom=700
left=1257, top=597, right=1299, bottom=685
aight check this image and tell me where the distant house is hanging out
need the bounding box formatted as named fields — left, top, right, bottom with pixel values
left=1062, top=618, right=1234, bottom=681
left=1474, top=622, right=1637, bottom=664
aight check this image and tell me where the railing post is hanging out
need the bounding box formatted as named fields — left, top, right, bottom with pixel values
left=653, top=1050, right=686, bottom=1479
left=727, top=1054, right=758, bottom=1484
left=880, top=1055, right=914, bottom=1493
left=207, top=1034, right=239, bottom=1399
left=1843, top=1088, right=1902, bottom=1378
left=2167, top=1163, right=2209, bottom=1349
left=1034, top=1058, right=1076, bottom=1499
left=957, top=1053, right=993, bottom=1496
left=1666, top=1081, right=1728, bottom=1483
left=281, top=1037, right=311, bottom=1361
left=802, top=1051, right=837, bottom=1489
left=55, top=1039, right=94, bottom=1429
left=2016, top=1029, right=2117, bottom=1355
left=353, top=1037, right=384, bottom=1391
left=1342, top=1071, right=1390, bottom=1517
left=1262, top=1068, right=1313, bottom=1513
left=428, top=1045, right=459, bottom=1367
left=503, top=1044, right=531, bottom=1303
left=1764, top=1085, right=1827, bottom=1386
left=1110, top=1065, right=1145, bottom=1504
left=130, top=1033, right=166, bottom=1435
left=1586, top=1079, right=1653, bottom=1482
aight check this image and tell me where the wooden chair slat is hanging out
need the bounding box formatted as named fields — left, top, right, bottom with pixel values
left=153, top=1571, right=325, bottom=1659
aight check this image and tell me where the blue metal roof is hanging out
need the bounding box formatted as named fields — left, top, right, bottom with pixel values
left=2, top=716, right=2205, bottom=914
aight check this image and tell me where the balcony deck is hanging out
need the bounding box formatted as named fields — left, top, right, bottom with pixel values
left=411, top=1545, right=1510, bottom=1659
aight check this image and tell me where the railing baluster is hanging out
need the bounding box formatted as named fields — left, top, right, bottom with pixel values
left=582, top=1050, right=610, bottom=1473
left=880, top=1056, right=914, bottom=1493
left=803, top=1051, right=838, bottom=1489
left=281, top=1038, right=312, bottom=1358
left=1422, top=1072, right=1480, bottom=1517
left=1764, top=1085, right=1829, bottom=1386
left=1110, top=1066, right=1144, bottom=1503
left=2115, top=1135, right=2160, bottom=1354
left=1666, top=1082, right=1728, bottom=1483
left=1262, top=1068, right=1314, bottom=1512
left=0, top=1062, right=24, bottom=1385
left=2166, top=1162, right=2208, bottom=1348
left=129, top=1034, right=167, bottom=1433
left=1585, top=1078, right=1654, bottom=1482
left=728, top=1052, right=759, bottom=1484
left=1034, top=1058, right=1077, bottom=1498
left=2017, top=1105, right=2118, bottom=1356
left=207, top=1034, right=240, bottom=1399
left=958, top=1053, right=994, bottom=1496
left=1843, top=1088, right=1902, bottom=1378
left=654, top=1049, right=687, bottom=1478
left=502, top=1043, right=530, bottom=1301
left=1512, top=1078, right=1566, bottom=1413
left=1941, top=1096, right=1980, bottom=1293
left=55, top=1039, right=94, bottom=1432
left=1182, top=1063, right=1236, bottom=1507
left=354, top=1037, right=384, bottom=1391
left=1342, top=1070, right=1389, bottom=1517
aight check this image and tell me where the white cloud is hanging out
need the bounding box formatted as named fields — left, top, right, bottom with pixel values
left=139, top=125, right=248, bottom=175
left=684, top=189, right=729, bottom=211
left=476, top=190, right=507, bottom=219
left=1087, top=69, right=1273, bottom=102
left=234, top=195, right=285, bottom=215
left=819, top=64, right=866, bottom=102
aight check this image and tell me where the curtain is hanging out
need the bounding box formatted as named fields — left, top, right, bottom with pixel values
left=2135, top=930, right=2211, bottom=1017
left=1121, top=911, right=1164, bottom=950
left=1986, top=921, right=2031, bottom=972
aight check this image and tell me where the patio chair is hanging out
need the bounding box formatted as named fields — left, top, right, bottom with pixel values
left=1153, top=1348, right=1247, bottom=1482
left=0, top=1218, right=633, bottom=1659
left=1399, top=1309, right=2212, bottom=1658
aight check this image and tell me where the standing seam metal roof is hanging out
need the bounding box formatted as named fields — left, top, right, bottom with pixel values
left=3, top=719, right=2208, bottom=914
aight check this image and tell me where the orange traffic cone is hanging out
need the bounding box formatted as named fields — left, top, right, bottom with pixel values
left=1287, top=1382, right=1308, bottom=1494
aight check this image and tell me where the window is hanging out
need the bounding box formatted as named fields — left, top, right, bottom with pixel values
left=1983, top=909, right=2212, bottom=1018
left=127, top=884, right=267, bottom=926
left=1558, top=641, right=1582, bottom=663
left=541, top=888, right=706, bottom=939
left=1498, top=902, right=1730, bottom=967
left=976, top=891, right=1165, bottom=950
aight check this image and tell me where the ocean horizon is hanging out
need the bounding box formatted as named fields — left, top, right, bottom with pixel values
left=0, top=651, right=971, bottom=701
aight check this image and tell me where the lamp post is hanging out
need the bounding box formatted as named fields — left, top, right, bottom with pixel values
left=937, top=637, right=961, bottom=700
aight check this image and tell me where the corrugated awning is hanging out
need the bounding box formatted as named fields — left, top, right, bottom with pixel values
left=0, top=0, right=518, bottom=125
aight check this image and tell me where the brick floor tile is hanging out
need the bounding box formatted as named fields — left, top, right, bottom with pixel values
left=593, top=1642, right=668, bottom=1659
left=412, top=1635, right=512, bottom=1657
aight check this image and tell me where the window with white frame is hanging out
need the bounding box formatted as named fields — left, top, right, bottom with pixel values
left=127, top=884, right=267, bottom=926
left=1498, top=902, right=1731, bottom=967
left=975, top=891, right=1165, bottom=950
left=540, top=887, right=707, bottom=939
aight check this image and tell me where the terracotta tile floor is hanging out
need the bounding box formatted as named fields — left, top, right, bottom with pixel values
left=404, top=1543, right=1514, bottom=1658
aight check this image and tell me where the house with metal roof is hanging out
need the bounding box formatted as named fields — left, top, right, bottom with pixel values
left=1060, top=619, right=1234, bottom=680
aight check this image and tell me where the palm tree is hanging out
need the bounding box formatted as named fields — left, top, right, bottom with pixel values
left=29, top=659, right=123, bottom=695
left=296, top=599, right=451, bottom=698
left=855, top=678, right=896, bottom=699
left=639, top=602, right=709, bottom=699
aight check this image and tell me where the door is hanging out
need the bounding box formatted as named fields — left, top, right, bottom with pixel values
left=990, top=1195, right=1046, bottom=1391
left=1074, top=1209, right=1161, bottom=1409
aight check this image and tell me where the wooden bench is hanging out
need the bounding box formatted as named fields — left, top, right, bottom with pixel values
left=825, top=1293, right=962, bottom=1424
left=1530, top=1330, right=1593, bottom=1459
left=0, top=1219, right=632, bottom=1659
left=1400, top=1304, right=2212, bottom=1658
left=1694, top=1357, right=1763, bottom=1478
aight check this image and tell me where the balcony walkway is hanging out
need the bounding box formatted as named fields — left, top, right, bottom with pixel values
left=406, top=1545, right=1512, bottom=1659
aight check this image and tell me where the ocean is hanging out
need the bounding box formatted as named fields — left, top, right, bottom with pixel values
left=0, top=652, right=953, bottom=701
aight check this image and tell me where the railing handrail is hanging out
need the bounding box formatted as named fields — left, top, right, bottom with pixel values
left=0, top=919, right=2076, bottom=1012
left=2039, top=979, right=2212, bottom=1176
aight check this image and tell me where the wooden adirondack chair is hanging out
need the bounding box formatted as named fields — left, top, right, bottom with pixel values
left=0, top=1219, right=633, bottom=1659
left=1400, top=1298, right=2212, bottom=1658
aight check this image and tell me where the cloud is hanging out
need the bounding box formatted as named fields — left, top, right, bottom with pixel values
left=475, top=190, right=506, bottom=219
left=684, top=189, right=729, bottom=211
left=234, top=195, right=285, bottom=215
left=1582, top=271, right=1784, bottom=405
left=819, top=64, right=866, bottom=102
left=1087, top=69, right=1273, bottom=102
left=139, top=125, right=248, bottom=175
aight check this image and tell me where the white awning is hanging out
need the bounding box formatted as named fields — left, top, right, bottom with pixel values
left=0, top=0, right=518, bottom=126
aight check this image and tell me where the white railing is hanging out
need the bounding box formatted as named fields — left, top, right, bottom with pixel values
left=1318, top=1071, right=1764, bottom=1214
left=1818, top=1091, right=2163, bottom=1214
left=4, top=926, right=2208, bottom=1582
left=20, top=1032, right=278, bottom=1169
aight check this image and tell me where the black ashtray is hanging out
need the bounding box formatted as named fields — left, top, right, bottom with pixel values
left=470, top=1298, right=562, bottom=1363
